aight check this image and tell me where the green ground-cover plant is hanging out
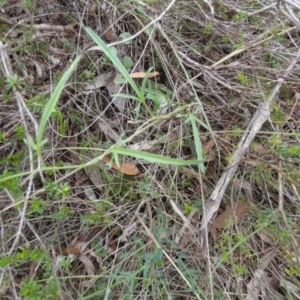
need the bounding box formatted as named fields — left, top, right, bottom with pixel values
left=0, top=43, right=202, bottom=187
left=1, top=1, right=300, bottom=299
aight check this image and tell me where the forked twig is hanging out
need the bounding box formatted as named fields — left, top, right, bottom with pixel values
left=200, top=50, right=300, bottom=255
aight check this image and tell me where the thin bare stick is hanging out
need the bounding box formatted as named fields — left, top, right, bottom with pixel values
left=283, top=0, right=300, bottom=10
left=0, top=12, right=76, bottom=32
left=200, top=50, right=300, bottom=255
left=170, top=199, right=196, bottom=235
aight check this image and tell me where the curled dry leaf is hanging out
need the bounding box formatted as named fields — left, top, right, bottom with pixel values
left=28, top=58, right=43, bottom=78
left=130, top=71, right=159, bottom=78
left=78, top=254, right=95, bottom=276
left=102, top=155, right=139, bottom=176
left=118, top=222, right=138, bottom=242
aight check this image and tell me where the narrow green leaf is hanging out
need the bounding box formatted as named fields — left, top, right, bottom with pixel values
left=24, top=134, right=37, bottom=150
left=40, top=138, right=48, bottom=147
left=113, top=148, right=201, bottom=166
left=141, top=67, right=153, bottom=95
left=191, top=115, right=210, bottom=130
left=190, top=117, right=205, bottom=173
left=104, top=288, right=111, bottom=300
left=111, top=93, right=141, bottom=101
left=85, top=27, right=142, bottom=99
left=112, top=152, right=121, bottom=167
left=36, top=55, right=81, bottom=153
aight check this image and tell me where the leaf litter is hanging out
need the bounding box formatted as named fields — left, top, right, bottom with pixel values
left=1, top=1, right=300, bottom=299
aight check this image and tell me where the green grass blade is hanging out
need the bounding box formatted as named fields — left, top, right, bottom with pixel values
left=111, top=93, right=141, bottom=101
left=113, top=147, right=201, bottom=166
left=36, top=55, right=81, bottom=154
left=191, top=114, right=210, bottom=130
left=85, top=27, right=142, bottom=100
left=140, top=67, right=153, bottom=96
left=189, top=116, right=205, bottom=173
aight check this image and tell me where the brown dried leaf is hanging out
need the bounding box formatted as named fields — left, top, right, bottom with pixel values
left=203, top=139, right=215, bottom=152
left=62, top=247, right=82, bottom=255
left=62, top=241, right=90, bottom=256
left=102, top=155, right=139, bottom=176
left=212, top=200, right=250, bottom=230
left=88, top=249, right=101, bottom=264
left=104, top=29, right=115, bottom=41
left=203, top=139, right=216, bottom=162
left=0, top=190, right=11, bottom=210
left=257, top=230, right=274, bottom=244
left=130, top=71, right=159, bottom=78
left=98, top=121, right=120, bottom=142
left=78, top=254, right=95, bottom=276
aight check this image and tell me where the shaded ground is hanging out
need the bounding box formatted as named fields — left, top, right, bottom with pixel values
left=0, top=0, right=300, bottom=299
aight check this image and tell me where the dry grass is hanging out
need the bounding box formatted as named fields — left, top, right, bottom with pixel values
left=0, top=0, right=300, bottom=299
